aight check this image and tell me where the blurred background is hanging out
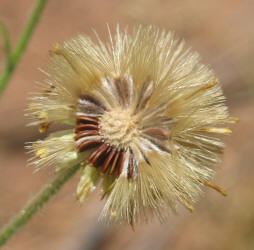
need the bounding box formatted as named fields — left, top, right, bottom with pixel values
left=0, top=0, right=253, bottom=249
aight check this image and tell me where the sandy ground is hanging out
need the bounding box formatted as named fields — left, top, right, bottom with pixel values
left=0, top=0, right=254, bottom=249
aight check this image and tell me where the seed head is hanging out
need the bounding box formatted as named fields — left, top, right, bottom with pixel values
left=26, top=25, right=236, bottom=225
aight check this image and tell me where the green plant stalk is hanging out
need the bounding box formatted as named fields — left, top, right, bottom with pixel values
left=0, top=164, right=81, bottom=246
left=0, top=0, right=47, bottom=94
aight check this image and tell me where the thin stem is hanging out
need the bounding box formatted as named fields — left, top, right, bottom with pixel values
left=0, top=164, right=81, bottom=246
left=0, top=0, right=47, bottom=95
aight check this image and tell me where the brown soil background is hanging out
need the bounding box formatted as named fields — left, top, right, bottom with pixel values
left=0, top=1, right=254, bottom=249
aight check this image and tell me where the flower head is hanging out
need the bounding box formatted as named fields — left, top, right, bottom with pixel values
left=27, top=25, right=236, bottom=225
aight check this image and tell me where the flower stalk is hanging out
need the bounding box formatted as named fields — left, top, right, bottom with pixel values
left=0, top=0, right=47, bottom=95
left=0, top=164, right=81, bottom=246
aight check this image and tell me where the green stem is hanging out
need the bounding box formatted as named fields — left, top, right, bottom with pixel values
left=0, top=0, right=47, bottom=94
left=0, top=164, right=81, bottom=246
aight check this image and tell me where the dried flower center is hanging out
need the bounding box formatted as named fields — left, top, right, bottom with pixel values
left=74, top=76, right=172, bottom=179
left=99, top=108, right=139, bottom=149
left=74, top=114, right=136, bottom=178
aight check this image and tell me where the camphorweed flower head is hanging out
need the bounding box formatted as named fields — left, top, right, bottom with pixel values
left=26, top=25, right=237, bottom=226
